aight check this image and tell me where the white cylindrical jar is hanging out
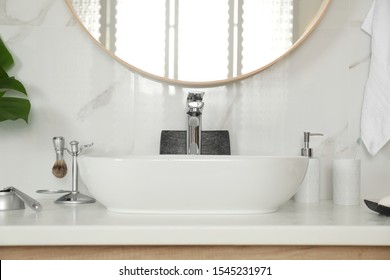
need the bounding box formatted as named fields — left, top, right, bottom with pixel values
left=332, top=159, right=361, bottom=205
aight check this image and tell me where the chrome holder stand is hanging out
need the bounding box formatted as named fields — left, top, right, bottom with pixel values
left=55, top=140, right=95, bottom=204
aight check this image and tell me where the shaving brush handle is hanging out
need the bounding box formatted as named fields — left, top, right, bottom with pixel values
left=53, top=136, right=66, bottom=160
left=53, top=136, right=65, bottom=153
left=55, top=150, right=64, bottom=161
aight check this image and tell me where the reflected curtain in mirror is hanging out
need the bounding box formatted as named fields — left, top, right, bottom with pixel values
left=70, top=0, right=294, bottom=81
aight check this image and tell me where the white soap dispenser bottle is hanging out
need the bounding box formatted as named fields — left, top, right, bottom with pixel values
left=294, top=132, right=323, bottom=203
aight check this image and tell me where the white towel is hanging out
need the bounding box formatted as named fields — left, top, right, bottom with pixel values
left=361, top=0, right=390, bottom=155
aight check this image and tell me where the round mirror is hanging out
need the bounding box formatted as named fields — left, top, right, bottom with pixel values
left=66, top=0, right=331, bottom=87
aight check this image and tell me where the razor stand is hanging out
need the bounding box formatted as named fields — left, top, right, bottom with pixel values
left=55, top=140, right=95, bottom=204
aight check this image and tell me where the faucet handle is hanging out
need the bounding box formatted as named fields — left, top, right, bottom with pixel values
left=188, top=100, right=204, bottom=111
left=187, top=91, right=205, bottom=114
left=187, top=91, right=204, bottom=102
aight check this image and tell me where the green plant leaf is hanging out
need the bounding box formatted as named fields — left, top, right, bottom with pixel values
left=0, top=36, right=30, bottom=124
left=0, top=66, right=8, bottom=79
left=0, top=97, right=31, bottom=123
left=0, top=77, right=27, bottom=95
left=0, top=37, right=14, bottom=69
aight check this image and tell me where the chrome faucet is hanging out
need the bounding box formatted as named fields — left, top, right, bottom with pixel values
left=187, top=91, right=204, bottom=155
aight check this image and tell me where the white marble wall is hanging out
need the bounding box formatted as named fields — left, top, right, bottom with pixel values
left=0, top=0, right=388, bottom=200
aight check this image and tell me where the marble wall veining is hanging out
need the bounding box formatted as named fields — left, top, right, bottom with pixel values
left=0, top=0, right=388, bottom=200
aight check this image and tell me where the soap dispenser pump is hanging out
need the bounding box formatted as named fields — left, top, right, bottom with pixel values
left=294, top=132, right=323, bottom=203
left=301, top=132, right=323, bottom=157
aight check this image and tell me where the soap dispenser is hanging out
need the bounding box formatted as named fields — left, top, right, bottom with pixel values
left=294, top=132, right=323, bottom=203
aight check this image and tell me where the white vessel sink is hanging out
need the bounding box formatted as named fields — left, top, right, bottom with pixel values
left=78, top=155, right=308, bottom=214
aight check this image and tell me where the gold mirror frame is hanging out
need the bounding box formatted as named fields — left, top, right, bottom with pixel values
left=65, top=0, right=331, bottom=87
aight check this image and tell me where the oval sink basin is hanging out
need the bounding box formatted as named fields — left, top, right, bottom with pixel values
left=78, top=155, right=308, bottom=214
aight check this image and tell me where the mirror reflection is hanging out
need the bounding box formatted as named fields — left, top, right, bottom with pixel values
left=68, top=0, right=326, bottom=83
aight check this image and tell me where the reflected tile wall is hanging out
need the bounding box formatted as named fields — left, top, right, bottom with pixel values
left=0, top=0, right=387, bottom=200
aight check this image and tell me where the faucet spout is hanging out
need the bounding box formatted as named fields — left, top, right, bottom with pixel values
left=187, top=92, right=204, bottom=155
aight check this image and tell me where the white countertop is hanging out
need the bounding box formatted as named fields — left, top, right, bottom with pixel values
left=0, top=199, right=389, bottom=246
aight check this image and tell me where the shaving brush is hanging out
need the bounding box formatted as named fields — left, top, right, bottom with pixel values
left=52, top=136, right=68, bottom=178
